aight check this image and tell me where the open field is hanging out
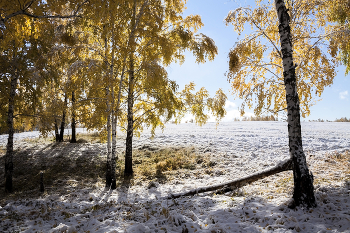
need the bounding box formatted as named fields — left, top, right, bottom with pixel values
left=0, top=122, right=349, bottom=232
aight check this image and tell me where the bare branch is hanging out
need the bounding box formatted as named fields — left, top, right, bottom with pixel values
left=1, top=0, right=89, bottom=23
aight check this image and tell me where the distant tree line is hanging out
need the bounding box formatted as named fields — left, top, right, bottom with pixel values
left=242, top=115, right=278, bottom=121
left=307, top=117, right=350, bottom=122
left=334, top=117, right=350, bottom=122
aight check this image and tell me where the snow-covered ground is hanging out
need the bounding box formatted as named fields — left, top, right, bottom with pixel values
left=0, top=128, right=90, bottom=147
left=0, top=121, right=350, bottom=233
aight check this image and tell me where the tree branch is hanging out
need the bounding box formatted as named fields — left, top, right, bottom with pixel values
left=1, top=0, right=89, bottom=23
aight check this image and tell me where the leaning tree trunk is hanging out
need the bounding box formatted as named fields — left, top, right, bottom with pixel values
left=59, top=94, right=67, bottom=142
left=168, top=159, right=293, bottom=199
left=275, top=0, right=316, bottom=208
left=5, top=75, right=18, bottom=193
left=70, top=91, right=76, bottom=143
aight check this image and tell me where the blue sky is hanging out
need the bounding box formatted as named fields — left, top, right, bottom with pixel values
left=166, top=0, right=350, bottom=121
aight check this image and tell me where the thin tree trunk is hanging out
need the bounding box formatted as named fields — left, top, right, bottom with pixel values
left=125, top=56, right=135, bottom=177
left=59, top=94, right=67, bottom=142
left=71, top=91, right=76, bottom=143
left=168, top=159, right=293, bottom=199
left=105, top=91, right=113, bottom=188
left=110, top=66, right=117, bottom=189
left=106, top=97, right=112, bottom=186
left=111, top=102, right=117, bottom=189
left=275, top=0, right=316, bottom=208
left=104, top=30, right=113, bottom=188
left=54, top=118, right=59, bottom=142
left=5, top=75, right=18, bottom=193
left=124, top=0, right=137, bottom=177
left=108, top=17, right=117, bottom=190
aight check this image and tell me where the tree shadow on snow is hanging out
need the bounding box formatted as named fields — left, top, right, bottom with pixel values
left=164, top=184, right=350, bottom=233
left=0, top=142, right=107, bottom=204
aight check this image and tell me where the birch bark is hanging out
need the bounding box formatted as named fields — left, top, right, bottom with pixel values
left=110, top=96, right=117, bottom=189
left=124, top=0, right=137, bottom=177
left=71, top=91, right=76, bottom=143
left=59, top=94, right=67, bottom=142
left=105, top=83, right=113, bottom=187
left=104, top=27, right=113, bottom=187
left=5, top=74, right=17, bottom=193
left=54, top=118, right=59, bottom=142
left=125, top=54, right=135, bottom=177
left=109, top=20, right=117, bottom=189
left=275, top=0, right=316, bottom=208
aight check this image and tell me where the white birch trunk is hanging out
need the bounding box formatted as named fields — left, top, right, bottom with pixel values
left=104, top=32, right=113, bottom=188
left=275, top=0, right=316, bottom=208
left=124, top=0, right=137, bottom=177
left=110, top=38, right=117, bottom=189
left=105, top=86, right=112, bottom=187
left=5, top=74, right=17, bottom=193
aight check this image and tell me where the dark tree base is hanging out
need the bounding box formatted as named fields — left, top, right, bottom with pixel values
left=292, top=170, right=317, bottom=209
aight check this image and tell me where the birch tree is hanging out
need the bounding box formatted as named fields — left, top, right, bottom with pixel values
left=223, top=0, right=342, bottom=207
left=0, top=19, right=56, bottom=192
left=225, top=0, right=339, bottom=117
left=0, top=0, right=87, bottom=193
left=327, top=0, right=350, bottom=74
left=274, top=0, right=316, bottom=208
left=121, top=0, right=224, bottom=177
left=77, top=0, right=132, bottom=189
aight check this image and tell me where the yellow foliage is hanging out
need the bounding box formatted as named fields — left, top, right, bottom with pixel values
left=225, top=0, right=340, bottom=117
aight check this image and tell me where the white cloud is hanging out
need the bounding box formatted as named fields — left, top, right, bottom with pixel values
left=175, top=100, right=254, bottom=123
left=339, top=90, right=348, bottom=100
left=225, top=100, right=236, bottom=109
left=221, top=109, right=241, bottom=122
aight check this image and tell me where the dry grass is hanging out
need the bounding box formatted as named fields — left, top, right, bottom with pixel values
left=245, top=151, right=350, bottom=199
left=312, top=151, right=350, bottom=186
left=0, top=139, right=213, bottom=205
left=130, top=146, right=211, bottom=182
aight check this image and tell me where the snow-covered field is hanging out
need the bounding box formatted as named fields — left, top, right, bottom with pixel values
left=0, top=121, right=350, bottom=233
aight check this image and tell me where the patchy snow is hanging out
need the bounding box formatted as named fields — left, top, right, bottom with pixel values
left=0, top=121, right=350, bottom=233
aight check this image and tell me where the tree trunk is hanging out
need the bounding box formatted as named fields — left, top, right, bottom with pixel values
left=104, top=30, right=113, bottom=188
left=105, top=101, right=112, bottom=187
left=124, top=0, right=137, bottom=177
left=59, top=94, right=67, bottom=142
left=110, top=106, right=117, bottom=189
left=124, top=56, right=135, bottom=177
left=5, top=75, right=18, bottom=193
left=109, top=18, right=117, bottom=189
left=54, top=118, right=59, bottom=142
left=110, top=70, right=117, bottom=189
left=275, top=0, right=316, bottom=208
left=168, top=159, right=293, bottom=199
left=70, top=91, right=76, bottom=143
